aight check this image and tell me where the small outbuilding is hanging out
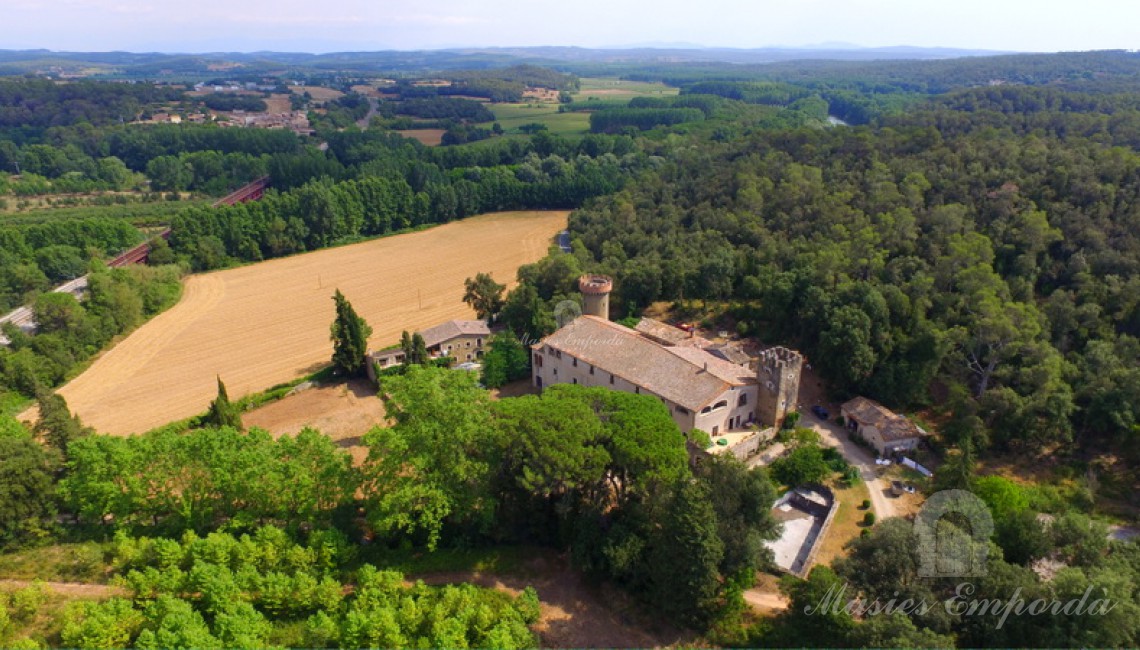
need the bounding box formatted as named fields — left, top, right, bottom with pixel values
left=841, top=396, right=928, bottom=456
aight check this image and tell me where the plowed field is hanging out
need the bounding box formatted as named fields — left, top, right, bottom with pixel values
left=53, top=210, right=567, bottom=435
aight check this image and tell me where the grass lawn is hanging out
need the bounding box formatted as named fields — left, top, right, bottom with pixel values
left=0, top=542, right=111, bottom=583
left=486, top=103, right=590, bottom=136
left=574, top=77, right=679, bottom=100
left=812, top=480, right=873, bottom=568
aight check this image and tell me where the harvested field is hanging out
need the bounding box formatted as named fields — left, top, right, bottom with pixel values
left=262, top=93, right=293, bottom=113
left=53, top=211, right=567, bottom=436
left=396, top=128, right=446, bottom=146
left=243, top=378, right=385, bottom=464
left=288, top=85, right=344, bottom=101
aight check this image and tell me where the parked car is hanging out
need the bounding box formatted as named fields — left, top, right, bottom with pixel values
left=811, top=405, right=829, bottom=419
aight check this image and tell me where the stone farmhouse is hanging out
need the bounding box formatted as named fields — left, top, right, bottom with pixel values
left=531, top=275, right=803, bottom=437
left=841, top=396, right=929, bottom=456
left=365, top=319, right=490, bottom=379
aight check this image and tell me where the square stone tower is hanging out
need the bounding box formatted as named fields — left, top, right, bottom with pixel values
left=755, top=346, right=804, bottom=429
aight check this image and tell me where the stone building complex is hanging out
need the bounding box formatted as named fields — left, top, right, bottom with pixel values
left=531, top=275, right=803, bottom=436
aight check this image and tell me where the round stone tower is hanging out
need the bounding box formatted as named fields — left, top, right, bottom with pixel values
left=578, top=274, right=613, bottom=320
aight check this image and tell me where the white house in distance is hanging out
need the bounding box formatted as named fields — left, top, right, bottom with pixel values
left=841, top=396, right=929, bottom=456
left=530, top=275, right=803, bottom=438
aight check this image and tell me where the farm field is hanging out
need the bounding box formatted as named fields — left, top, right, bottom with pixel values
left=242, top=378, right=384, bottom=465
left=288, top=85, right=345, bottom=101
left=395, top=128, right=447, bottom=146
left=51, top=210, right=568, bottom=436
left=574, top=77, right=679, bottom=100
left=486, top=103, right=590, bottom=136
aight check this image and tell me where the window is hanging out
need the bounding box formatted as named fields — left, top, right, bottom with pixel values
left=713, top=400, right=728, bottom=410
left=635, top=387, right=640, bottom=394
left=572, top=378, right=578, bottom=385
left=700, top=406, right=712, bottom=414
left=553, top=368, right=558, bottom=377
left=572, top=357, right=578, bottom=368
left=589, top=365, right=595, bottom=375
left=556, top=350, right=562, bottom=359
left=534, top=354, right=543, bottom=367
left=675, top=405, right=690, bottom=415
left=739, top=393, right=748, bottom=407
left=609, top=374, right=615, bottom=385
left=477, top=338, right=483, bottom=346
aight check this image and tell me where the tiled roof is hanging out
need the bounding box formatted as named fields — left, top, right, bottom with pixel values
left=635, top=318, right=693, bottom=346
left=708, top=342, right=752, bottom=366
left=842, top=396, right=926, bottom=442
left=418, top=320, right=490, bottom=348
left=536, top=316, right=755, bottom=411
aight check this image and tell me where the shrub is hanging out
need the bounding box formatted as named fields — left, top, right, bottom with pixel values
left=861, top=499, right=871, bottom=510
left=862, top=512, right=876, bottom=526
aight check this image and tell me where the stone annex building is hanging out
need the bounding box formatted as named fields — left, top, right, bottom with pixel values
left=531, top=275, right=803, bottom=436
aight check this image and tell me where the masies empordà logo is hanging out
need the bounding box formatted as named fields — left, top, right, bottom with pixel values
left=804, top=489, right=1118, bottom=629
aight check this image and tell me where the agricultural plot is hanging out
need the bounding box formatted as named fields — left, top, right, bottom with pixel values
left=486, top=103, right=590, bottom=136
left=574, top=77, right=679, bottom=100
left=53, top=210, right=567, bottom=436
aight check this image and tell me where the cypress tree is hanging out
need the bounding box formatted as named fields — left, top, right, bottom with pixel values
left=205, top=376, right=243, bottom=430
left=330, top=289, right=373, bottom=377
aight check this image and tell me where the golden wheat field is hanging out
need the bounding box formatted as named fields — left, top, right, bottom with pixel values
left=53, top=210, right=568, bottom=436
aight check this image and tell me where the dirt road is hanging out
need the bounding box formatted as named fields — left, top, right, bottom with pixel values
left=804, top=412, right=898, bottom=520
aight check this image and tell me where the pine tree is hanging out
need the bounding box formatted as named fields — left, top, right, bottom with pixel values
left=330, top=289, right=373, bottom=377
left=205, top=376, right=243, bottom=430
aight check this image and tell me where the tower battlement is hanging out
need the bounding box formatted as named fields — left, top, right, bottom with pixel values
left=578, top=274, right=613, bottom=320
left=755, top=346, right=804, bottom=429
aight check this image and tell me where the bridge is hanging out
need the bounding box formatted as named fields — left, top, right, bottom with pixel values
left=213, top=175, right=270, bottom=207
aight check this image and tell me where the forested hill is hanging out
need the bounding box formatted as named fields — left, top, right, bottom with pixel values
left=568, top=85, right=1140, bottom=483
left=626, top=50, right=1140, bottom=93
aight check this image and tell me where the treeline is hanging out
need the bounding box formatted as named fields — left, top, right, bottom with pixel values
left=168, top=150, right=630, bottom=269
left=0, top=217, right=142, bottom=310
left=0, top=79, right=182, bottom=139
left=0, top=265, right=183, bottom=397
left=18, top=371, right=779, bottom=629
left=197, top=93, right=268, bottom=113
left=590, top=107, right=705, bottom=132
left=1, top=122, right=302, bottom=196
left=385, top=97, right=495, bottom=122
left=565, top=85, right=1140, bottom=486
left=144, top=150, right=269, bottom=194
left=308, top=93, right=371, bottom=131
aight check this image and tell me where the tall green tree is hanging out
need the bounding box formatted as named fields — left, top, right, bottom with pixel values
left=481, top=330, right=531, bottom=388
left=34, top=390, right=90, bottom=459
left=463, top=272, right=506, bottom=321
left=0, top=416, right=54, bottom=544
left=329, top=289, right=372, bottom=377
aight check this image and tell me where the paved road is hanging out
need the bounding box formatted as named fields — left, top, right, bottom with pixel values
left=803, top=413, right=898, bottom=520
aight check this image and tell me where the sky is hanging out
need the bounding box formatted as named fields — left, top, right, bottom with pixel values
left=3, top=0, right=1138, bottom=54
